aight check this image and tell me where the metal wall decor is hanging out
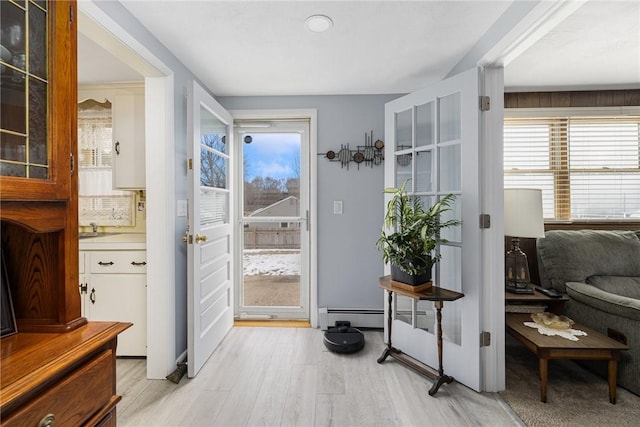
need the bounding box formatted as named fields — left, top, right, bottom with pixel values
left=320, top=131, right=384, bottom=169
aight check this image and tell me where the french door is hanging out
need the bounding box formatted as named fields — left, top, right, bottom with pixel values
left=383, top=67, right=483, bottom=391
left=186, top=81, right=234, bottom=377
left=235, top=120, right=310, bottom=320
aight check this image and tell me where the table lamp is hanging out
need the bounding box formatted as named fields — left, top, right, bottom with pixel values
left=504, top=188, right=545, bottom=294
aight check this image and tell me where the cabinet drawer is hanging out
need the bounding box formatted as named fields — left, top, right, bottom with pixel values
left=3, top=350, right=115, bottom=427
left=90, top=251, right=147, bottom=273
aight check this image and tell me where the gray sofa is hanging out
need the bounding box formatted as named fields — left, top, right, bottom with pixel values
left=536, top=229, right=640, bottom=396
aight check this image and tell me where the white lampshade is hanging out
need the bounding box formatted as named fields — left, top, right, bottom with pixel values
left=504, top=188, right=545, bottom=238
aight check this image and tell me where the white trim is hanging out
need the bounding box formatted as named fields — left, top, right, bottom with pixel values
left=229, top=109, right=318, bottom=328
left=78, top=2, right=170, bottom=77
left=79, top=1, right=176, bottom=379
left=449, top=0, right=587, bottom=75
left=479, top=66, right=506, bottom=392
left=144, top=75, right=176, bottom=379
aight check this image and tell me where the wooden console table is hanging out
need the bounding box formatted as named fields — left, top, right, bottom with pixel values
left=377, top=276, right=464, bottom=396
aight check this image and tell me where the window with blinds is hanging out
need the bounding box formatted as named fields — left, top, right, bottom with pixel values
left=78, top=99, right=134, bottom=226
left=504, top=113, right=640, bottom=221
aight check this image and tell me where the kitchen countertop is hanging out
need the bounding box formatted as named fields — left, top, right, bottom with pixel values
left=79, top=233, right=146, bottom=250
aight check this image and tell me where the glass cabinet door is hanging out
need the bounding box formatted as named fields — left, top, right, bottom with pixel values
left=0, top=0, right=75, bottom=200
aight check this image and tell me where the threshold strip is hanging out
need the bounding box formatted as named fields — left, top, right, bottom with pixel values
left=234, top=319, right=311, bottom=328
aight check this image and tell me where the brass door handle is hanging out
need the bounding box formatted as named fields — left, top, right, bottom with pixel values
left=195, top=234, right=208, bottom=244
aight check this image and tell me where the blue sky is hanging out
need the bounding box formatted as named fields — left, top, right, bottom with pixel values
left=242, top=133, right=300, bottom=181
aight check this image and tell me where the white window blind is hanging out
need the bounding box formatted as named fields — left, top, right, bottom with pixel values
left=78, top=99, right=134, bottom=227
left=504, top=114, right=640, bottom=221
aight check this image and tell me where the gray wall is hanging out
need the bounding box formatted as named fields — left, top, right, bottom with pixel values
left=220, top=95, right=400, bottom=310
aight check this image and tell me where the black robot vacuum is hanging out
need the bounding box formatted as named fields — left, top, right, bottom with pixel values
left=323, top=321, right=365, bottom=354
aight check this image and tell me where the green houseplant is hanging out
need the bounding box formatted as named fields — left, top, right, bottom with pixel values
left=376, top=180, right=460, bottom=285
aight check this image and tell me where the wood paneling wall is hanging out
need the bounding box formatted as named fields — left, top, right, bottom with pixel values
left=505, top=89, right=640, bottom=109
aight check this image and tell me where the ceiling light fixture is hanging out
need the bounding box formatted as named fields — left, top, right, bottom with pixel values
left=305, top=15, right=333, bottom=33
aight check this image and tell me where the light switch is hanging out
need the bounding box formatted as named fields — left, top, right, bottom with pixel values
left=333, top=200, right=343, bottom=215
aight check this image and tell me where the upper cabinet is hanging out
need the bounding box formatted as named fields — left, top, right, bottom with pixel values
left=113, top=90, right=145, bottom=189
left=78, top=84, right=146, bottom=191
left=0, top=0, right=76, bottom=201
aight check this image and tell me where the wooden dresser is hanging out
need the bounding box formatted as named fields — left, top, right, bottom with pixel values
left=1, top=323, right=130, bottom=426
left=1, top=1, right=130, bottom=425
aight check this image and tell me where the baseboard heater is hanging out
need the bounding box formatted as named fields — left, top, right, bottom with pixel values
left=319, top=307, right=384, bottom=330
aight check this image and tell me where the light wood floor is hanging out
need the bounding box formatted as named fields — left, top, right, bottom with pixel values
left=116, top=327, right=524, bottom=426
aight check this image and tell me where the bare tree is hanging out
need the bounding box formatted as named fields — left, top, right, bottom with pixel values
left=200, top=134, right=226, bottom=188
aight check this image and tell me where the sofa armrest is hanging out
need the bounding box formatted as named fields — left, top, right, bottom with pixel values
left=566, top=281, right=640, bottom=322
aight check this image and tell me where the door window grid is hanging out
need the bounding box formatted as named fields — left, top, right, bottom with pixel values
left=392, top=99, right=463, bottom=344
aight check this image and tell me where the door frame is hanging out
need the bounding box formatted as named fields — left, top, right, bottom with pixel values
left=230, top=109, right=318, bottom=327
left=78, top=2, right=176, bottom=379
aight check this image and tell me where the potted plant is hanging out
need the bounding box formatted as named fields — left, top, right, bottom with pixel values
left=376, top=180, right=460, bottom=286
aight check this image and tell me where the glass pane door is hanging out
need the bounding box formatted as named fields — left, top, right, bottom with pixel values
left=383, top=67, right=482, bottom=391
left=238, top=121, right=309, bottom=320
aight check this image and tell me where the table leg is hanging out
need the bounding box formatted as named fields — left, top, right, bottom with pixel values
left=435, top=301, right=444, bottom=377
left=377, top=290, right=394, bottom=364
left=539, top=357, right=548, bottom=403
left=428, top=300, right=454, bottom=396
left=608, top=358, right=618, bottom=404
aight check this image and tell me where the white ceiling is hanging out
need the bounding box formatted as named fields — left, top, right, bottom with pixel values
left=78, top=0, right=640, bottom=96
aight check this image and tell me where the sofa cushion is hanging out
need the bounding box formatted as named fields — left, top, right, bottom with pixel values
left=566, top=281, right=640, bottom=321
left=586, top=275, right=640, bottom=300
left=537, top=230, right=640, bottom=293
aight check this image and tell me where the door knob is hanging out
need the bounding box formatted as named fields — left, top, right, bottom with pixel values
left=195, top=234, right=208, bottom=244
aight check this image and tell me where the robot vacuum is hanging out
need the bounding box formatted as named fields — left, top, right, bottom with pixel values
left=323, top=321, right=365, bottom=354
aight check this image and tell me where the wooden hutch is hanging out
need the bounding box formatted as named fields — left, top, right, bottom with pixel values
left=1, top=1, right=130, bottom=425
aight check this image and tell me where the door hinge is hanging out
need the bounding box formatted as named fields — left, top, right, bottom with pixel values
left=479, top=213, right=491, bottom=229
left=188, top=158, right=193, bottom=170
left=480, top=331, right=491, bottom=347
left=79, top=283, right=87, bottom=294
left=479, top=96, right=491, bottom=111
left=70, top=153, right=74, bottom=174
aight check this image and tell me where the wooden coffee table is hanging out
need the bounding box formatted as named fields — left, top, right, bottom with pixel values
left=506, top=313, right=629, bottom=404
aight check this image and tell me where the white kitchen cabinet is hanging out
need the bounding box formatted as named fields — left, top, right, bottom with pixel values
left=113, top=90, right=146, bottom=189
left=79, top=248, right=147, bottom=356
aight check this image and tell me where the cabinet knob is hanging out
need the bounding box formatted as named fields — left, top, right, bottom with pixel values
left=38, top=414, right=55, bottom=427
left=98, top=261, right=114, bottom=266
left=115, top=140, right=120, bottom=155
left=90, top=288, right=96, bottom=304
left=131, top=261, right=147, bottom=266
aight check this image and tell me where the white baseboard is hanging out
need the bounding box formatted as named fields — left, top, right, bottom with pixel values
left=318, top=307, right=384, bottom=330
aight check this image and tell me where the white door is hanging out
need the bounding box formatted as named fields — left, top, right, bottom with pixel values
left=235, top=121, right=310, bottom=320
left=384, top=67, right=482, bottom=391
left=187, top=81, right=234, bottom=377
